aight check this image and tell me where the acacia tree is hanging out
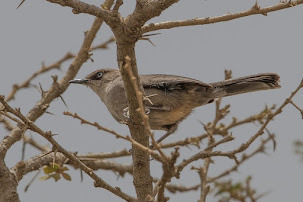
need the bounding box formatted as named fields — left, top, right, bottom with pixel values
left=1, top=0, right=303, bottom=201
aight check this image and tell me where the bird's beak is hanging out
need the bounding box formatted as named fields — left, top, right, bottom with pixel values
left=69, top=79, right=89, bottom=84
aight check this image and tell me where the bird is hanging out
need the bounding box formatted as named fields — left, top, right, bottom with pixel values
left=69, top=69, right=280, bottom=144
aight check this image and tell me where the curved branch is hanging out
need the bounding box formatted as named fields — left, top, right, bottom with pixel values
left=0, top=100, right=135, bottom=201
left=128, top=0, right=179, bottom=27
left=46, top=0, right=113, bottom=22
left=175, top=79, right=303, bottom=177
left=142, top=0, right=303, bottom=33
left=0, top=2, right=109, bottom=156
left=11, top=152, right=133, bottom=182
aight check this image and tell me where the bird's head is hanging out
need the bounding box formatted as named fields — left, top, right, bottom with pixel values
left=69, top=68, right=120, bottom=97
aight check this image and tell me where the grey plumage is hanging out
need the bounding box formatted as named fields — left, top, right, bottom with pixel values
left=69, top=69, right=280, bottom=144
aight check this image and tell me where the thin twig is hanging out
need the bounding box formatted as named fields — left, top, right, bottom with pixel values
left=175, top=78, right=303, bottom=177
left=63, top=111, right=163, bottom=162
left=0, top=98, right=135, bottom=201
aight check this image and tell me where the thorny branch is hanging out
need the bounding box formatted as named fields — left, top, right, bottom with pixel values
left=63, top=111, right=164, bottom=162
left=197, top=70, right=232, bottom=202
left=1, top=37, right=114, bottom=105
left=0, top=13, right=109, bottom=157
left=2, top=77, right=302, bottom=200
left=123, top=56, right=167, bottom=160
left=0, top=96, right=135, bottom=201
left=142, top=0, right=303, bottom=33
left=158, top=105, right=274, bottom=149
left=3, top=53, right=73, bottom=103
left=208, top=135, right=275, bottom=183
left=12, top=152, right=133, bottom=182
left=3, top=0, right=303, bottom=201
left=172, top=78, right=303, bottom=200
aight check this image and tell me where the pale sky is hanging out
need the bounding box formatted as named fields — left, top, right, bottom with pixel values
left=1, top=0, right=303, bottom=201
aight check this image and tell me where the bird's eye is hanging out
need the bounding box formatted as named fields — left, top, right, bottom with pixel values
left=96, top=72, right=103, bottom=78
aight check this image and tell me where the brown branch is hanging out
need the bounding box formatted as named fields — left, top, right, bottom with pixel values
left=0, top=1, right=112, bottom=157
left=109, top=0, right=184, bottom=197
left=89, top=36, right=115, bottom=51
left=3, top=36, right=114, bottom=105
left=290, top=100, right=303, bottom=119
left=11, top=152, right=133, bottom=182
left=0, top=36, right=114, bottom=134
left=0, top=112, right=50, bottom=153
left=231, top=78, right=303, bottom=154
left=142, top=0, right=303, bottom=33
left=165, top=183, right=200, bottom=193
left=4, top=35, right=115, bottom=103
left=160, top=105, right=274, bottom=149
left=204, top=135, right=234, bottom=151
left=156, top=148, right=180, bottom=202
left=79, top=159, right=133, bottom=176
left=4, top=53, right=73, bottom=103
left=77, top=149, right=130, bottom=159
left=0, top=98, right=135, bottom=201
left=175, top=78, right=303, bottom=177
left=129, top=0, right=179, bottom=28
left=198, top=99, right=224, bottom=202
left=23, top=135, right=49, bottom=153
left=0, top=111, right=24, bottom=126
left=0, top=115, right=15, bottom=131
left=113, top=0, right=123, bottom=11
left=207, top=135, right=274, bottom=183
left=124, top=56, right=167, bottom=160
left=159, top=134, right=208, bottom=149
left=63, top=111, right=128, bottom=140
left=11, top=152, right=68, bottom=181
left=195, top=166, right=210, bottom=202
left=223, top=105, right=275, bottom=132
left=63, top=111, right=163, bottom=162
left=46, top=0, right=113, bottom=22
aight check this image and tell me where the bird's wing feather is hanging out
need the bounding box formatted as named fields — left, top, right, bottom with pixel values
left=140, top=74, right=211, bottom=91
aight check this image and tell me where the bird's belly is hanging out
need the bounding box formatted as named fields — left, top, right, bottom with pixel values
left=148, top=106, right=193, bottom=130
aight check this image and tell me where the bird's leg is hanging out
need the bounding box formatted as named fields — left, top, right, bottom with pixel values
left=150, top=124, right=178, bottom=149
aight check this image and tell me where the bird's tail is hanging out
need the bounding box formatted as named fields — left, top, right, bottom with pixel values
left=210, top=73, right=280, bottom=98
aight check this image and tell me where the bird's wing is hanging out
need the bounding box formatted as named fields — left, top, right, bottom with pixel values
left=139, top=74, right=212, bottom=112
left=140, top=74, right=212, bottom=91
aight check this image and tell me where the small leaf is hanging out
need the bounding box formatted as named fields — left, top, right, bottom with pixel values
left=61, top=173, right=71, bottom=181
left=61, top=166, right=69, bottom=172
left=43, top=166, right=55, bottom=174
left=50, top=173, right=61, bottom=182
left=50, top=162, right=60, bottom=170
left=39, top=175, right=51, bottom=181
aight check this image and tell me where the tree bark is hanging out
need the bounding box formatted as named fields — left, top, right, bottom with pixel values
left=115, top=35, right=153, bottom=201
left=0, top=161, right=20, bottom=202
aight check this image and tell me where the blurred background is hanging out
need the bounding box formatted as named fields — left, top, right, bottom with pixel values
left=1, top=0, right=303, bottom=201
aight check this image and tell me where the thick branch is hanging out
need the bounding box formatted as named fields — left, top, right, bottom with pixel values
left=119, top=54, right=153, bottom=201
left=128, top=0, right=179, bottom=28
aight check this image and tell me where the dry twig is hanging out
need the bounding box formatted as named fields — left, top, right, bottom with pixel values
left=142, top=1, right=303, bottom=33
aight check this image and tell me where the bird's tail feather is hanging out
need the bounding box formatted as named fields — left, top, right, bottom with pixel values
left=210, top=73, right=280, bottom=97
